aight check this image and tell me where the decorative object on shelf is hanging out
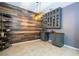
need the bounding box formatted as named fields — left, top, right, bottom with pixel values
left=0, top=13, right=12, bottom=51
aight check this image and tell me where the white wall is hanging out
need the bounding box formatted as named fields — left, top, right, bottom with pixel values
left=74, top=3, right=79, bottom=48
left=63, top=3, right=76, bottom=48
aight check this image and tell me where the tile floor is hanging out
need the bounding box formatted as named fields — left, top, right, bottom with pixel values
left=0, top=39, right=79, bottom=56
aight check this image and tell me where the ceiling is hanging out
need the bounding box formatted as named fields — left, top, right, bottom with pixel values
left=7, top=2, right=74, bottom=13
left=7, top=2, right=53, bottom=12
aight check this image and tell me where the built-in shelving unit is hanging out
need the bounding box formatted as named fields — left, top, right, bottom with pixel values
left=0, top=13, right=11, bottom=50
left=42, top=7, right=62, bottom=29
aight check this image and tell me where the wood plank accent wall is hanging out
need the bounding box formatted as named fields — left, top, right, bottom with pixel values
left=0, top=3, right=42, bottom=43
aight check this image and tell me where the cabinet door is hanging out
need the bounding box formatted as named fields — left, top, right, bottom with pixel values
left=41, top=32, right=48, bottom=41
left=49, top=33, right=55, bottom=42
left=51, top=33, right=64, bottom=47
left=55, top=34, right=64, bottom=47
left=51, top=34, right=56, bottom=44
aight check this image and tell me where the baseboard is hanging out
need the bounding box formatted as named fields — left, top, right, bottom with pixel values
left=64, top=45, right=79, bottom=51
left=12, top=39, right=39, bottom=45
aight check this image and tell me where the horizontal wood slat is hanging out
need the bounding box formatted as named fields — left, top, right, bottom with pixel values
left=0, top=3, right=42, bottom=43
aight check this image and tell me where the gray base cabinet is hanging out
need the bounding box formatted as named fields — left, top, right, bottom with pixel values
left=51, top=33, right=64, bottom=47
left=41, top=31, right=64, bottom=47
left=41, top=32, right=49, bottom=41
